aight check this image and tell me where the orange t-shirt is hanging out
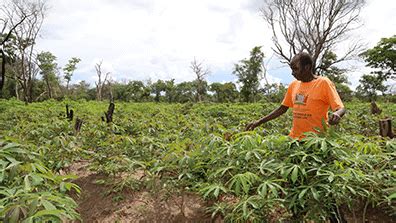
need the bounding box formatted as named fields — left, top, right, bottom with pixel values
left=282, top=76, right=344, bottom=139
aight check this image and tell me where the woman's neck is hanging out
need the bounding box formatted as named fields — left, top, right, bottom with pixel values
left=301, top=74, right=316, bottom=82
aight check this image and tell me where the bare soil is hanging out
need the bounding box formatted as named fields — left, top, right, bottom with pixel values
left=64, top=160, right=396, bottom=223
left=343, top=202, right=396, bottom=223
left=64, top=160, right=217, bottom=223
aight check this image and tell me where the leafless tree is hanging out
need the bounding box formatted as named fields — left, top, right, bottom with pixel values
left=2, top=0, right=47, bottom=102
left=95, top=60, right=110, bottom=101
left=190, top=58, right=210, bottom=102
left=0, top=10, right=29, bottom=93
left=262, top=0, right=365, bottom=72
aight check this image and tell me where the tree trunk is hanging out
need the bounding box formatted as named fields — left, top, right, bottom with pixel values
left=379, top=118, right=394, bottom=138
left=371, top=101, right=382, bottom=115
left=74, top=118, right=83, bottom=135
left=45, top=78, right=52, bottom=98
left=96, top=87, right=102, bottom=101
left=0, top=50, right=5, bottom=93
left=15, top=80, right=19, bottom=100
left=104, top=101, right=115, bottom=123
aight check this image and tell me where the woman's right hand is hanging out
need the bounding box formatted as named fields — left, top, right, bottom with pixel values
left=245, top=121, right=260, bottom=131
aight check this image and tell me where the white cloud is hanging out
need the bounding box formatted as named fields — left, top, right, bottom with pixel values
left=36, top=0, right=396, bottom=87
left=36, top=0, right=269, bottom=84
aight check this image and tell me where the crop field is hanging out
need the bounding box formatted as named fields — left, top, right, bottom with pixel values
left=0, top=99, right=395, bottom=222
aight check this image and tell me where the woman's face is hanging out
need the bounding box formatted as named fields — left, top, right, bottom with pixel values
left=290, top=56, right=311, bottom=81
left=290, top=57, right=303, bottom=81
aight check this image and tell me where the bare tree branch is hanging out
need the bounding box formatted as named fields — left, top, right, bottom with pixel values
left=95, top=60, right=111, bottom=101
left=261, top=0, right=365, bottom=72
left=1, top=0, right=47, bottom=101
left=190, top=58, right=210, bottom=102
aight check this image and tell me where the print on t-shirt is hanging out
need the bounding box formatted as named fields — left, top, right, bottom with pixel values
left=295, top=93, right=308, bottom=105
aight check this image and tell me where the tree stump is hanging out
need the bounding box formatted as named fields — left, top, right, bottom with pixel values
left=371, top=101, right=382, bottom=115
left=66, top=104, right=74, bottom=121
left=379, top=118, right=394, bottom=138
left=74, top=118, right=83, bottom=134
left=104, top=101, right=115, bottom=123
left=223, top=132, right=233, bottom=141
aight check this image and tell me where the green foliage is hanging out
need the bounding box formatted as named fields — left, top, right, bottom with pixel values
left=210, top=82, right=238, bottom=103
left=0, top=140, right=80, bottom=222
left=151, top=79, right=167, bottom=102
left=63, top=57, right=81, bottom=90
left=260, top=83, right=287, bottom=102
left=37, top=51, right=59, bottom=99
left=319, top=51, right=349, bottom=85
left=361, top=35, right=396, bottom=80
left=0, top=100, right=395, bottom=221
left=356, top=74, right=388, bottom=100
left=234, top=46, right=265, bottom=102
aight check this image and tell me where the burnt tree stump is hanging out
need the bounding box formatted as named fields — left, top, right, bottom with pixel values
left=104, top=101, right=115, bottom=123
left=379, top=118, right=394, bottom=138
left=371, top=101, right=382, bottom=115
left=66, top=104, right=74, bottom=121
left=74, top=118, right=83, bottom=134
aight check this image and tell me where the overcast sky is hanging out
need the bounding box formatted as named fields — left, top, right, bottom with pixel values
left=36, top=0, right=396, bottom=89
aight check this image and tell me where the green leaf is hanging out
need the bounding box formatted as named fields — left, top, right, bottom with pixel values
left=30, top=174, right=44, bottom=185
left=32, top=209, right=63, bottom=219
left=291, top=166, right=299, bottom=183
left=388, top=193, right=396, bottom=200
left=310, top=187, right=320, bottom=200
left=42, top=200, right=57, bottom=211
left=200, top=184, right=227, bottom=199
left=27, top=199, right=39, bottom=216
left=328, top=172, right=334, bottom=183
left=214, top=187, right=220, bottom=198
left=24, top=175, right=31, bottom=191
left=346, top=185, right=356, bottom=195
left=321, top=140, right=327, bottom=152
left=59, top=182, right=66, bottom=193
left=298, top=188, right=308, bottom=200
left=9, top=206, right=21, bottom=223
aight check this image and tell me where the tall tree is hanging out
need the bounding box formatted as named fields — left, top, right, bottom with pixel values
left=164, top=79, right=176, bottom=103
left=318, top=51, right=348, bottom=84
left=360, top=35, right=396, bottom=81
left=126, top=80, right=147, bottom=102
left=63, top=57, right=81, bottom=91
left=70, top=80, right=91, bottom=100
left=94, top=60, right=110, bottom=101
left=318, top=51, right=352, bottom=101
left=233, top=46, right=265, bottom=102
left=36, top=51, right=57, bottom=98
left=0, top=33, right=18, bottom=98
left=0, top=6, right=29, bottom=93
left=151, top=79, right=166, bottom=102
left=3, top=0, right=47, bottom=102
left=174, top=81, right=196, bottom=103
left=260, top=83, right=287, bottom=102
left=190, top=58, right=210, bottom=102
left=210, top=82, right=238, bottom=103
left=262, top=0, right=365, bottom=71
left=356, top=74, right=387, bottom=101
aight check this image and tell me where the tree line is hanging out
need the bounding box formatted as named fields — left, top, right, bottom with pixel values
left=0, top=0, right=395, bottom=103
left=0, top=47, right=288, bottom=103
